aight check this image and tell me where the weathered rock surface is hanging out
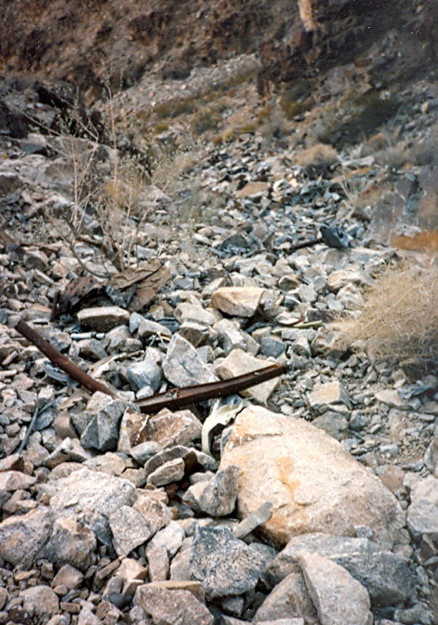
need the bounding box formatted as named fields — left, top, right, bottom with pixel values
left=0, top=506, right=52, bottom=568
left=298, top=551, right=372, bottom=625
left=163, top=334, right=218, bottom=386
left=77, top=307, right=130, bottom=331
left=267, top=532, right=413, bottom=606
left=407, top=476, right=438, bottom=541
left=44, top=516, right=97, bottom=571
left=190, top=526, right=266, bottom=599
left=211, top=286, right=265, bottom=317
left=184, top=465, right=240, bottom=516
left=135, top=583, right=214, bottom=625
left=216, top=350, right=280, bottom=404
left=220, top=405, right=404, bottom=548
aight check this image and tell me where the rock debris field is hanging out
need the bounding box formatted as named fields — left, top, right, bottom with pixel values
left=1, top=71, right=438, bottom=625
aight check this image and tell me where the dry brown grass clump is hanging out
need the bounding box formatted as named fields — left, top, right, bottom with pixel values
left=342, top=263, right=438, bottom=372
left=294, top=143, right=339, bottom=178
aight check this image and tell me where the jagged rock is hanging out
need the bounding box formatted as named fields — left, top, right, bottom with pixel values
left=257, top=620, right=305, bottom=625
left=211, top=286, right=264, bottom=317
left=175, top=302, right=221, bottom=326
left=147, top=521, right=185, bottom=559
left=125, top=359, right=162, bottom=392
left=77, top=338, right=108, bottom=360
left=44, top=516, right=97, bottom=571
left=214, top=318, right=259, bottom=355
left=77, top=306, right=130, bottom=331
left=147, top=457, right=186, bottom=486
left=52, top=564, right=84, bottom=590
left=84, top=451, right=126, bottom=476
left=179, top=320, right=213, bottom=346
left=133, top=490, right=172, bottom=537
left=183, top=465, right=240, bottom=516
left=117, top=407, right=148, bottom=454
left=307, top=380, right=353, bottom=412
left=0, top=506, right=52, bottom=568
left=130, top=440, right=163, bottom=464
left=135, top=584, right=214, bottom=625
left=254, top=571, right=318, bottom=624
left=147, top=545, right=169, bottom=581
left=107, top=325, right=142, bottom=352
left=170, top=541, right=192, bottom=581
left=220, top=405, right=405, bottom=548
left=298, top=552, right=372, bottom=625
left=136, top=317, right=172, bottom=339
left=80, top=395, right=127, bottom=452
left=20, top=585, right=59, bottom=619
left=77, top=607, right=101, bottom=625
left=118, top=557, right=148, bottom=594
left=407, top=476, right=438, bottom=541
left=190, top=525, right=265, bottom=599
left=144, top=408, right=202, bottom=448
left=215, top=349, right=280, bottom=404
left=163, top=334, right=218, bottom=386
left=266, top=532, right=413, bottom=606
left=144, top=445, right=191, bottom=477
left=109, top=505, right=154, bottom=556
left=45, top=437, right=91, bottom=468
left=0, top=470, right=36, bottom=490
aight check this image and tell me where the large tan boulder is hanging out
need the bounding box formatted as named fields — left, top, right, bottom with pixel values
left=220, top=405, right=404, bottom=548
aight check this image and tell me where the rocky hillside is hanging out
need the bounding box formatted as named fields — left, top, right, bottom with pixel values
left=1, top=2, right=438, bottom=625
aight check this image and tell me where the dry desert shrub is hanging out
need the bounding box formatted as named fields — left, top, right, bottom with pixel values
left=294, top=143, right=339, bottom=177
left=341, top=263, right=438, bottom=372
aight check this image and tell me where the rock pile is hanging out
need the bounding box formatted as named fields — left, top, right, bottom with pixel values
left=1, top=33, right=438, bottom=625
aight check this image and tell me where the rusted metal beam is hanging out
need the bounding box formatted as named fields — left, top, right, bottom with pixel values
left=15, top=319, right=288, bottom=413
left=135, top=363, right=288, bottom=414
left=15, top=319, right=117, bottom=398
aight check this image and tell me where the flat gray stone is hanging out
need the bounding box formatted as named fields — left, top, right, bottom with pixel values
left=147, top=457, right=186, bottom=487
left=77, top=306, right=130, bottom=331
left=190, top=525, right=265, bottom=599
left=135, top=584, right=214, bottom=625
left=49, top=468, right=136, bottom=536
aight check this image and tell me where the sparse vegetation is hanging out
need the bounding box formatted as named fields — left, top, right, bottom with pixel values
left=294, top=143, right=339, bottom=177
left=340, top=262, right=438, bottom=374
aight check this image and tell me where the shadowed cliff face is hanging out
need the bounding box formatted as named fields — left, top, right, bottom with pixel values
left=0, top=0, right=295, bottom=97
left=0, top=0, right=435, bottom=100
